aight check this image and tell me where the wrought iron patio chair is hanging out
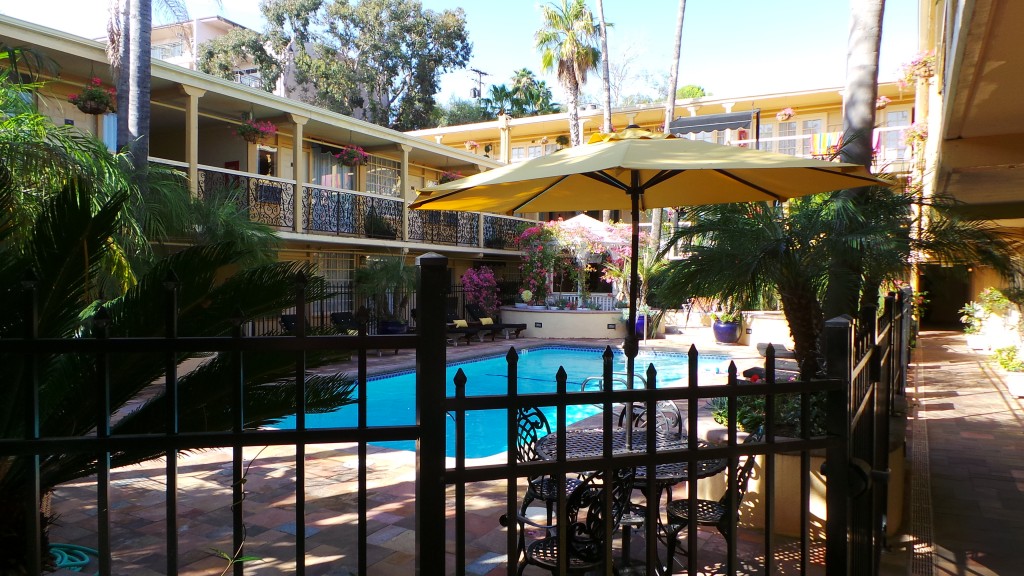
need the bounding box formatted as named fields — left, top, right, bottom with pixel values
left=514, top=406, right=583, bottom=525
left=663, top=427, right=765, bottom=566
left=504, top=466, right=637, bottom=575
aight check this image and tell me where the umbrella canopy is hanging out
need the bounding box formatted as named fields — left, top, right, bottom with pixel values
left=410, top=129, right=885, bottom=215
left=411, top=128, right=888, bottom=445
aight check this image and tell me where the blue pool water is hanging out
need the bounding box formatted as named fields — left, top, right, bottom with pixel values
left=279, top=346, right=731, bottom=458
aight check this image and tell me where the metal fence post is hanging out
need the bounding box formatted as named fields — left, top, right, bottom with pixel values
left=415, top=252, right=448, bottom=575
left=823, top=315, right=853, bottom=576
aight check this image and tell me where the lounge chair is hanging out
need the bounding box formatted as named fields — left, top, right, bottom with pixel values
left=465, top=303, right=527, bottom=340
left=446, top=312, right=481, bottom=346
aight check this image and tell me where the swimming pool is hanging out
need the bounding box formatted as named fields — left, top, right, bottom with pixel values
left=279, top=346, right=731, bottom=458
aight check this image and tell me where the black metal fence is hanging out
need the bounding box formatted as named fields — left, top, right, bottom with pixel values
left=0, top=257, right=908, bottom=575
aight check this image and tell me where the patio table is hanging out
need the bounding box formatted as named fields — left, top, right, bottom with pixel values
left=535, top=427, right=727, bottom=486
left=536, top=427, right=728, bottom=574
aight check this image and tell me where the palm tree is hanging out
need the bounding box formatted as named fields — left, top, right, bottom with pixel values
left=0, top=76, right=352, bottom=572
left=653, top=188, right=1024, bottom=379
left=535, top=0, right=600, bottom=146
left=481, top=83, right=517, bottom=117
left=824, top=0, right=886, bottom=318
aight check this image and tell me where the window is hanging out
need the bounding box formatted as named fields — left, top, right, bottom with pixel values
left=758, top=124, right=774, bottom=152
left=365, top=155, right=401, bottom=197
left=527, top=145, right=542, bottom=158
left=511, top=147, right=526, bottom=162
left=882, top=109, right=911, bottom=161
left=312, top=146, right=355, bottom=190
left=800, top=119, right=822, bottom=156
left=777, top=121, right=797, bottom=156
left=314, top=252, right=356, bottom=283
left=151, top=42, right=184, bottom=60
left=234, top=68, right=262, bottom=89
left=101, top=113, right=117, bottom=152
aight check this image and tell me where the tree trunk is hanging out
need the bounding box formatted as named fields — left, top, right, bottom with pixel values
left=652, top=0, right=687, bottom=248
left=567, top=78, right=582, bottom=147
left=824, top=0, right=885, bottom=320
left=596, top=0, right=613, bottom=223
left=110, top=0, right=131, bottom=150
left=128, top=0, right=152, bottom=183
left=779, top=278, right=826, bottom=380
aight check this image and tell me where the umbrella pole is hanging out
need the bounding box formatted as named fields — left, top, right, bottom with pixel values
left=625, top=179, right=642, bottom=451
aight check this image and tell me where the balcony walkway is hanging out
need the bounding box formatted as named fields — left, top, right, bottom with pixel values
left=45, top=329, right=1023, bottom=575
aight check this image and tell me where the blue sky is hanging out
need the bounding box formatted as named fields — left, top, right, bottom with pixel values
left=4, top=0, right=918, bottom=102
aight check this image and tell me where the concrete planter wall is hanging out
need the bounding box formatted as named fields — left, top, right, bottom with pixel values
left=696, top=444, right=905, bottom=539
left=501, top=307, right=628, bottom=339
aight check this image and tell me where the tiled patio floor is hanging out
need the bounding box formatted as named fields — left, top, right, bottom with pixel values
left=45, top=328, right=1024, bottom=574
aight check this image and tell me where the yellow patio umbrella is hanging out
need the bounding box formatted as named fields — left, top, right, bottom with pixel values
left=411, top=128, right=887, bottom=442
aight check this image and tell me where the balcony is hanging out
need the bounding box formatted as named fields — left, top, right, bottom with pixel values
left=159, top=160, right=531, bottom=251
left=731, top=125, right=913, bottom=175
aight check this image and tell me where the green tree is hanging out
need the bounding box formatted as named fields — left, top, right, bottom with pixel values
left=481, top=83, right=517, bottom=117
left=198, top=0, right=470, bottom=130
left=431, top=96, right=490, bottom=127
left=0, top=75, right=351, bottom=572
left=196, top=27, right=283, bottom=92
left=536, top=0, right=601, bottom=146
left=676, top=84, right=706, bottom=99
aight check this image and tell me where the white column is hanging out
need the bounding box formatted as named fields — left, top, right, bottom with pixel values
left=289, top=113, right=308, bottom=233
left=180, top=84, right=206, bottom=197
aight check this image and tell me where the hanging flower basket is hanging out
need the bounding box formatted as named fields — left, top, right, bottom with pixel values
left=438, top=170, right=463, bottom=184
left=899, top=51, right=936, bottom=88
left=236, top=118, right=277, bottom=144
left=902, top=122, right=928, bottom=149
left=333, top=144, right=369, bottom=166
left=875, top=95, right=891, bottom=110
left=776, top=107, right=795, bottom=122
left=68, top=77, right=115, bottom=115
left=464, top=140, right=479, bottom=152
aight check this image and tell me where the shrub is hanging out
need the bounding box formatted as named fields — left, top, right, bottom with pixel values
left=993, top=346, right=1024, bottom=372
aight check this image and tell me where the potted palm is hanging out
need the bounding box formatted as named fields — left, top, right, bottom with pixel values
left=710, top=309, right=744, bottom=344
left=354, top=255, right=416, bottom=333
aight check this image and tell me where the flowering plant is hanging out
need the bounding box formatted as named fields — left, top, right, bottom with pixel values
left=549, top=218, right=610, bottom=302
left=514, top=223, right=561, bottom=304
left=68, top=77, right=115, bottom=114
left=898, top=51, right=936, bottom=88
left=776, top=107, right=795, bottom=122
left=519, top=289, right=533, bottom=304
left=236, top=118, right=277, bottom=143
left=875, top=95, right=891, bottom=109
left=902, top=122, right=928, bottom=149
left=464, top=140, right=479, bottom=151
left=438, top=170, right=463, bottom=184
left=333, top=144, right=369, bottom=166
left=462, top=266, right=500, bottom=317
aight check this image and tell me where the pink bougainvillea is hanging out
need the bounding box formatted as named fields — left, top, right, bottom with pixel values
left=513, top=223, right=561, bottom=304
left=461, top=266, right=499, bottom=317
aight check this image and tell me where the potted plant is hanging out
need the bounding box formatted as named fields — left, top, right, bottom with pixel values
left=518, top=289, right=534, bottom=308
left=333, top=144, right=369, bottom=166
left=776, top=107, right=795, bottom=122
left=464, top=140, right=479, bottom=152
left=902, top=122, right=928, bottom=151
left=960, top=301, right=986, bottom=350
left=67, top=76, right=116, bottom=115
left=993, top=346, right=1024, bottom=397
left=555, top=135, right=570, bottom=149
left=354, top=255, right=416, bottom=334
left=710, top=310, right=744, bottom=344
left=898, top=50, right=936, bottom=88
left=236, top=117, right=277, bottom=144
left=364, top=207, right=397, bottom=239
left=875, top=95, right=892, bottom=110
